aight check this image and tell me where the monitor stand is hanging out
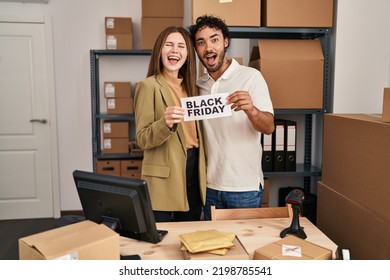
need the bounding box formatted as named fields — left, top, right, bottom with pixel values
left=101, top=216, right=120, bottom=230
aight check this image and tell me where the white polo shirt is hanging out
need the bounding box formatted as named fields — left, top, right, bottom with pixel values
left=197, top=59, right=274, bottom=191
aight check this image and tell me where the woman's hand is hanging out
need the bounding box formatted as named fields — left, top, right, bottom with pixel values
left=164, top=106, right=185, bottom=129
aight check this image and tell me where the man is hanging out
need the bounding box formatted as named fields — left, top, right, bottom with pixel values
left=189, top=15, right=275, bottom=220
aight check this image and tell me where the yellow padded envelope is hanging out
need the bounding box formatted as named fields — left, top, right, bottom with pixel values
left=179, top=229, right=235, bottom=255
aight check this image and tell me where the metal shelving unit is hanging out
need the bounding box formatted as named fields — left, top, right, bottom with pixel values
left=90, top=49, right=151, bottom=171
left=90, top=28, right=332, bottom=190
left=228, top=27, right=332, bottom=192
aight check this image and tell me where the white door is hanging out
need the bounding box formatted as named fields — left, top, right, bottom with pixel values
left=0, top=16, right=60, bottom=219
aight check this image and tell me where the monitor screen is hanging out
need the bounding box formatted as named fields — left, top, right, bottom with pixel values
left=73, top=170, right=167, bottom=244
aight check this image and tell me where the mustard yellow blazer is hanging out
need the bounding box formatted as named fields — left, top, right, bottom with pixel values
left=134, top=74, right=206, bottom=211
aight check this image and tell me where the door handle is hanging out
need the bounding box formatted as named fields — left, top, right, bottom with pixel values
left=30, top=119, right=47, bottom=124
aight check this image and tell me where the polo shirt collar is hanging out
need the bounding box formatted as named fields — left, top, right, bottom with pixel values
left=200, top=58, right=240, bottom=82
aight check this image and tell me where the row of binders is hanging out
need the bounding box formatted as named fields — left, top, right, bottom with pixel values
left=261, top=119, right=297, bottom=172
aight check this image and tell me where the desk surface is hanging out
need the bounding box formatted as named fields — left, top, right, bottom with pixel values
left=120, top=217, right=337, bottom=260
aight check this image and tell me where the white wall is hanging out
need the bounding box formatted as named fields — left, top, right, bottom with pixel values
left=0, top=0, right=389, bottom=211
left=332, top=0, right=390, bottom=113
left=0, top=0, right=146, bottom=211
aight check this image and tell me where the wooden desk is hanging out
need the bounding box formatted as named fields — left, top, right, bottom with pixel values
left=120, top=217, right=337, bottom=260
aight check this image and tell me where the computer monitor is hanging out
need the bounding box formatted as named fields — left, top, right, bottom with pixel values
left=73, top=170, right=167, bottom=244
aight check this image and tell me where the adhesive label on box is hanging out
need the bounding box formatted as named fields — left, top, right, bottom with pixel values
left=103, top=139, right=112, bottom=149
left=105, top=83, right=116, bottom=97
left=53, top=252, right=79, bottom=260
left=282, top=245, right=302, bottom=257
left=107, top=99, right=116, bottom=109
left=106, top=18, right=114, bottom=29
left=103, top=123, right=112, bottom=133
left=106, top=36, right=117, bottom=50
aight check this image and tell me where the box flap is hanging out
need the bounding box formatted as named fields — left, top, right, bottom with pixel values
left=20, top=220, right=97, bottom=247
left=249, top=46, right=260, bottom=62
left=258, top=39, right=324, bottom=60
left=328, top=113, right=390, bottom=125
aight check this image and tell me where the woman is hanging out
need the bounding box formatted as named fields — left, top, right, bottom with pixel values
left=134, top=26, right=206, bottom=222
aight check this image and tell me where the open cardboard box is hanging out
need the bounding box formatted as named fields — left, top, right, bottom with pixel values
left=253, top=235, right=332, bottom=260
left=19, top=220, right=120, bottom=260
left=249, top=39, right=324, bottom=109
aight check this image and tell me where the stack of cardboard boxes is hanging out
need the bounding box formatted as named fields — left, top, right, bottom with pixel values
left=317, top=105, right=390, bottom=259
left=96, top=81, right=142, bottom=179
left=105, top=17, right=133, bottom=50
left=141, top=0, right=184, bottom=50
left=103, top=81, right=132, bottom=156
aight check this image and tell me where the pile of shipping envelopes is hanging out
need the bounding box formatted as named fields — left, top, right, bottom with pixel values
left=179, top=229, right=249, bottom=260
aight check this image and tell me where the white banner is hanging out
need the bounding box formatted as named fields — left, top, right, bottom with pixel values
left=181, top=92, right=232, bottom=121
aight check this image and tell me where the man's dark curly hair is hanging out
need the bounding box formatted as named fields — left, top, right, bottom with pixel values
left=188, top=15, right=230, bottom=50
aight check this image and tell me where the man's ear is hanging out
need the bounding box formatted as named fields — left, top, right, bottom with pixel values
left=224, top=37, right=229, bottom=48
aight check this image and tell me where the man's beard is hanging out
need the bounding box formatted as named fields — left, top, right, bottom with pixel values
left=204, top=51, right=225, bottom=73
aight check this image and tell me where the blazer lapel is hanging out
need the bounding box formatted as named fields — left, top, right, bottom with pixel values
left=156, top=74, right=187, bottom=154
left=156, top=74, right=175, bottom=107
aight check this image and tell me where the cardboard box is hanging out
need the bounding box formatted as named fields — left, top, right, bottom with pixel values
left=317, top=181, right=390, bottom=260
left=262, top=0, right=334, bottom=27
left=141, top=17, right=183, bottom=50
left=19, top=220, right=120, bottom=260
left=105, top=17, right=132, bottom=34
left=322, top=114, right=390, bottom=222
left=103, top=121, right=129, bottom=138
left=253, top=235, right=332, bottom=260
left=182, top=236, right=249, bottom=260
left=142, top=0, right=184, bottom=18
left=121, top=159, right=142, bottom=179
left=382, top=88, right=390, bottom=122
left=104, top=82, right=131, bottom=98
left=106, top=97, right=133, bottom=114
left=103, top=138, right=129, bottom=154
left=96, top=160, right=121, bottom=176
left=192, top=0, right=261, bottom=27
left=249, top=39, right=324, bottom=109
left=106, top=34, right=133, bottom=50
